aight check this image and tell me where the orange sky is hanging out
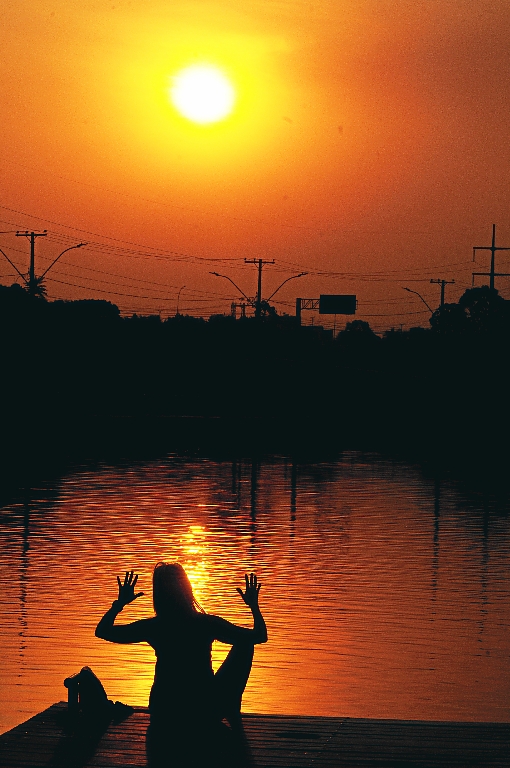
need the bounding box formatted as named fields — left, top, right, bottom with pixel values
left=1, top=0, right=510, bottom=330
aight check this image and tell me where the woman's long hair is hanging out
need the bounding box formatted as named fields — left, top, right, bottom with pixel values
left=152, top=562, right=205, bottom=617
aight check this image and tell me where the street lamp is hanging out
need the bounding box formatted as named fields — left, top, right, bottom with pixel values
left=211, top=270, right=307, bottom=316
left=176, top=285, right=186, bottom=316
left=1, top=242, right=85, bottom=297
left=26, top=242, right=86, bottom=297
left=39, top=243, right=86, bottom=280
left=209, top=272, right=252, bottom=303
left=266, top=272, right=308, bottom=301
left=402, top=286, right=433, bottom=313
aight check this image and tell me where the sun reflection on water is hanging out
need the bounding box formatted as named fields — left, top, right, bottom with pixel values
left=182, top=524, right=210, bottom=608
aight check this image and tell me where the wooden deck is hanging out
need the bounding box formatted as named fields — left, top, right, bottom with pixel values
left=1, top=703, right=509, bottom=767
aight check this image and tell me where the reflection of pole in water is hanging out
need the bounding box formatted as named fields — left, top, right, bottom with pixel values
left=19, top=499, right=30, bottom=663
left=431, top=479, right=440, bottom=609
left=250, top=459, right=258, bottom=545
left=290, top=461, right=297, bottom=526
left=231, top=459, right=242, bottom=499
left=478, top=503, right=490, bottom=647
left=250, top=459, right=258, bottom=521
left=231, top=460, right=237, bottom=495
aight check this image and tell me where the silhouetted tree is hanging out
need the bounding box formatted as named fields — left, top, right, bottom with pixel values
left=30, top=276, right=48, bottom=299
left=337, top=319, right=380, bottom=350
left=430, top=303, right=469, bottom=334
left=430, top=287, right=510, bottom=335
left=259, top=300, right=278, bottom=317
left=342, top=319, right=375, bottom=336
left=49, top=299, right=120, bottom=325
left=458, top=286, right=509, bottom=334
left=0, top=282, right=45, bottom=307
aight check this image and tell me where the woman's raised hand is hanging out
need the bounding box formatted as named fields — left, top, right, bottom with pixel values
left=116, top=571, right=144, bottom=607
left=236, top=572, right=261, bottom=608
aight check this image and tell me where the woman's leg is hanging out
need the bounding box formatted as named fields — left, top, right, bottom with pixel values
left=214, top=642, right=254, bottom=724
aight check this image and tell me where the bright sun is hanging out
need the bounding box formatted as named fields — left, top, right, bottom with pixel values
left=169, top=65, right=236, bottom=125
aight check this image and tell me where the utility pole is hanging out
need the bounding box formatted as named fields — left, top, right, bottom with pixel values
left=231, top=302, right=247, bottom=318
left=430, top=278, right=455, bottom=309
left=244, top=258, right=275, bottom=318
left=472, top=224, right=510, bottom=290
left=295, top=298, right=302, bottom=325
left=15, top=231, right=47, bottom=296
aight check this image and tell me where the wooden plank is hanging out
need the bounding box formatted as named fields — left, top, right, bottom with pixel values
left=1, top=703, right=509, bottom=768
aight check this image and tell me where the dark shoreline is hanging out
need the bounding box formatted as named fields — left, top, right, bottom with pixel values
left=2, top=414, right=509, bottom=507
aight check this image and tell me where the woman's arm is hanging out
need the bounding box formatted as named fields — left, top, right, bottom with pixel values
left=210, top=573, right=268, bottom=645
left=95, top=571, right=148, bottom=644
left=237, top=572, right=267, bottom=643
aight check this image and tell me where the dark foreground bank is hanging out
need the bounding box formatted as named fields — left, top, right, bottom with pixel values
left=1, top=702, right=509, bottom=767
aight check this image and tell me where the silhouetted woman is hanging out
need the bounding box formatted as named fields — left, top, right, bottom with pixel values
left=95, top=564, right=267, bottom=731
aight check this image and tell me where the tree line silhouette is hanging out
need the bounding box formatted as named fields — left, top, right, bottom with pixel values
left=1, top=282, right=509, bottom=485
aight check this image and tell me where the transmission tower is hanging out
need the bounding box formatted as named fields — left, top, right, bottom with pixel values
left=472, top=224, right=510, bottom=290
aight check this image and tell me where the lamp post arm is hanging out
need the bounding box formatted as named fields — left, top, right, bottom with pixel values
left=176, top=284, right=186, bottom=316
left=266, top=272, right=308, bottom=301
left=0, top=247, right=28, bottom=282
left=40, top=243, right=86, bottom=278
left=210, top=272, right=252, bottom=302
left=402, top=286, right=433, bottom=313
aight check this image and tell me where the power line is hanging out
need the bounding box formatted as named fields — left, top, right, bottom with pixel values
left=361, top=309, right=430, bottom=317
left=0, top=206, right=480, bottom=280
left=277, top=257, right=473, bottom=275
left=0, top=204, right=241, bottom=264
left=45, top=276, right=229, bottom=303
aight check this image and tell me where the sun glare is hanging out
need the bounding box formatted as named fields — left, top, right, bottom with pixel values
left=170, top=65, right=236, bottom=125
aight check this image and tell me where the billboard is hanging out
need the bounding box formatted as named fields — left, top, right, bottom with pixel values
left=319, top=295, right=356, bottom=315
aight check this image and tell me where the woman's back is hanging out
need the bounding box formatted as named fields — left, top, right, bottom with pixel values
left=142, top=612, right=218, bottom=717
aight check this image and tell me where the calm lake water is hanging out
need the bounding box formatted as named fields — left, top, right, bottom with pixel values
left=1, top=453, right=509, bottom=734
